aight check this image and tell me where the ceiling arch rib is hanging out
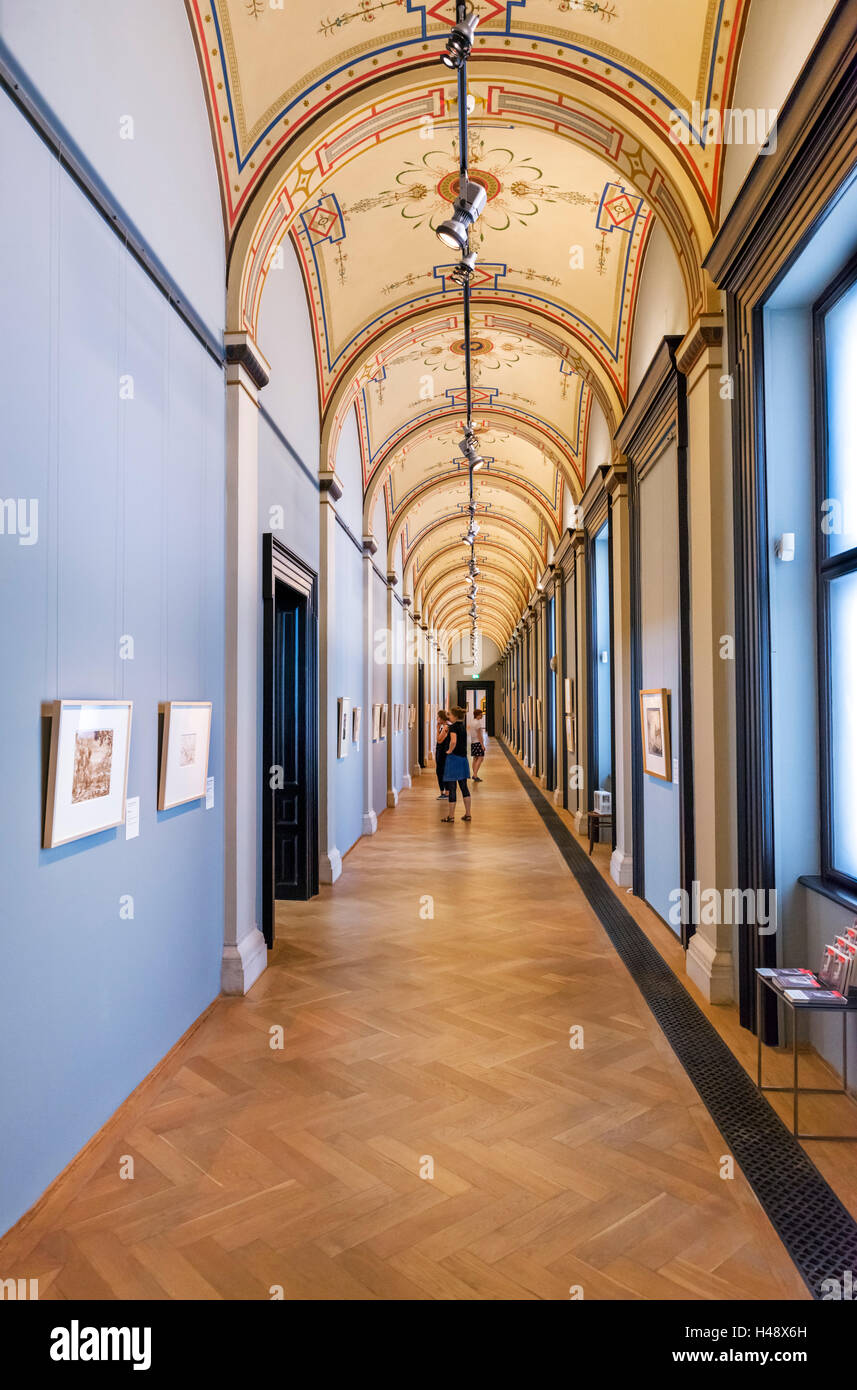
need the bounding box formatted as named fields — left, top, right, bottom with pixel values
left=364, top=404, right=585, bottom=553
left=386, top=467, right=562, bottom=575
left=428, top=581, right=523, bottom=636
left=434, top=590, right=517, bottom=631
left=413, top=539, right=534, bottom=614
left=403, top=512, right=547, bottom=594
left=193, top=1, right=752, bottom=658
left=215, top=47, right=728, bottom=340
left=421, top=558, right=531, bottom=616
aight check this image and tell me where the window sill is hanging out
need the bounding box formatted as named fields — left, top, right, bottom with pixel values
left=799, top=875, right=857, bottom=914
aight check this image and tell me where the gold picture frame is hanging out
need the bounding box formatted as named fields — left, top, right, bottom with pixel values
left=639, top=688, right=672, bottom=781
left=44, top=699, right=133, bottom=847
left=158, top=701, right=212, bottom=811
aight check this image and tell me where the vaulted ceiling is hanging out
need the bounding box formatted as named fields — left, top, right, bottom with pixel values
left=188, top=0, right=750, bottom=651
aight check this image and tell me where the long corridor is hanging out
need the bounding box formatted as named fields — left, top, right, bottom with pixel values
left=3, top=754, right=807, bottom=1301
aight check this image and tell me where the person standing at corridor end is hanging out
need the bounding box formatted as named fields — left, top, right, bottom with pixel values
left=435, top=709, right=451, bottom=800
left=469, top=703, right=487, bottom=782
left=441, top=706, right=472, bottom=823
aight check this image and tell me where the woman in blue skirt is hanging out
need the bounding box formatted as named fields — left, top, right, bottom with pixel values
left=440, top=705, right=472, bottom=823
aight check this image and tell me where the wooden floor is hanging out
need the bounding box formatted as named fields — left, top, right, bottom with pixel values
left=1, top=753, right=811, bottom=1300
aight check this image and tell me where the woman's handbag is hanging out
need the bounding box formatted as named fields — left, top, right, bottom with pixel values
left=444, top=752, right=470, bottom=781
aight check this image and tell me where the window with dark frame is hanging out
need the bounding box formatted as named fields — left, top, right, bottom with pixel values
left=814, top=255, right=857, bottom=895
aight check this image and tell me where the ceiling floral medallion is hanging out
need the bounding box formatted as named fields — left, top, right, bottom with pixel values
left=352, top=139, right=600, bottom=243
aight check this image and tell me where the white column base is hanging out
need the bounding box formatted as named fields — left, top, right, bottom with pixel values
left=386, top=788, right=399, bottom=808
left=401, top=773, right=412, bottom=789
left=574, top=809, right=587, bottom=833
left=686, top=930, right=734, bottom=1003
left=553, top=788, right=563, bottom=807
left=539, top=774, right=547, bottom=788
left=362, top=810, right=378, bottom=835
left=610, top=849, right=633, bottom=887
left=320, top=848, right=342, bottom=885
left=221, top=925, right=268, bottom=996
left=412, top=763, right=422, bottom=777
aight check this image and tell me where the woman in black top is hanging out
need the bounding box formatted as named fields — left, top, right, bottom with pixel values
left=435, top=710, right=451, bottom=799
left=440, top=705, right=472, bottom=823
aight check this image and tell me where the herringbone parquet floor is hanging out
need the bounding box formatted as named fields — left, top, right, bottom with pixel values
left=1, top=754, right=809, bottom=1299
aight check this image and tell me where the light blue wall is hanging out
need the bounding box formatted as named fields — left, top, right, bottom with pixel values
left=639, top=444, right=681, bottom=927
left=0, top=0, right=225, bottom=338
left=336, top=404, right=364, bottom=538
left=255, top=415, right=320, bottom=924
left=257, top=239, right=320, bottom=474
left=0, top=92, right=225, bottom=1236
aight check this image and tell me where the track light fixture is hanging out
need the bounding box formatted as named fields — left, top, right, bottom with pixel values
left=436, top=179, right=487, bottom=252
left=440, top=9, right=479, bottom=69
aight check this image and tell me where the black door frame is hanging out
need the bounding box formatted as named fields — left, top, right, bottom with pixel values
left=262, top=534, right=319, bottom=948
left=618, top=337, right=696, bottom=947
left=456, top=679, right=496, bottom=735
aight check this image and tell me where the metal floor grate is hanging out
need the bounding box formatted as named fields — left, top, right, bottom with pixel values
left=502, top=743, right=857, bottom=1300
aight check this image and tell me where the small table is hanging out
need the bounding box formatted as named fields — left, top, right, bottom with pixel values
left=587, top=810, right=612, bottom=856
left=755, top=970, right=857, bottom=1141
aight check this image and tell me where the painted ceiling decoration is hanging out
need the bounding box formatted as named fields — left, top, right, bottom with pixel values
left=187, top=0, right=756, bottom=651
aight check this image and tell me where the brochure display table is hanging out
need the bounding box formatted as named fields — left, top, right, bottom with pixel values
left=755, top=969, right=857, bottom=1141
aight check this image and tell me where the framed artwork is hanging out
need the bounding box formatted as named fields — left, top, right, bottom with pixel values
left=337, top=696, right=351, bottom=759
left=158, top=701, right=212, bottom=811
left=372, top=703, right=381, bottom=741
left=565, top=714, right=575, bottom=754
left=408, top=704, right=416, bottom=729
left=639, top=688, right=671, bottom=781
left=44, top=699, right=133, bottom=847
left=352, top=706, right=362, bottom=745
left=380, top=703, right=389, bottom=739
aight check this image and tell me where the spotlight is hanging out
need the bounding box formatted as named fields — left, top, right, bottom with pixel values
left=440, top=10, right=479, bottom=69
left=450, top=249, right=478, bottom=287
left=436, top=179, right=487, bottom=252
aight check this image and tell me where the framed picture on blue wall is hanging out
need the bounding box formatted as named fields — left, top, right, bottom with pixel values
left=43, top=699, right=133, bottom=847
left=158, top=702, right=212, bottom=811
left=639, top=688, right=671, bottom=781
left=337, top=697, right=351, bottom=759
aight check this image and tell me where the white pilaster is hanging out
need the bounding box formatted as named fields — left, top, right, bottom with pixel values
left=223, top=331, right=270, bottom=994
left=678, top=315, right=736, bottom=1002
left=319, top=473, right=343, bottom=884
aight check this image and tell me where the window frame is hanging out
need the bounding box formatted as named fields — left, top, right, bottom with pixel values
left=814, top=251, right=857, bottom=896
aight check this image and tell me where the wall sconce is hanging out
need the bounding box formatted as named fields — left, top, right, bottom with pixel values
left=775, top=533, right=795, bottom=561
